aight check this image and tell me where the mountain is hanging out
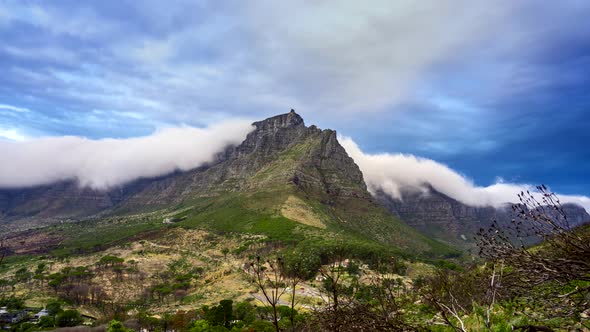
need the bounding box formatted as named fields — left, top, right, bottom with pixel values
left=0, top=111, right=360, bottom=221
left=0, top=110, right=452, bottom=256
left=375, top=186, right=590, bottom=246
left=3, top=110, right=586, bottom=254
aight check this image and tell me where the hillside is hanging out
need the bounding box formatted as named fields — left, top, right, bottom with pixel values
left=0, top=110, right=455, bottom=258
left=0, top=111, right=459, bottom=328
left=375, top=186, right=590, bottom=246
left=1, top=111, right=588, bottom=331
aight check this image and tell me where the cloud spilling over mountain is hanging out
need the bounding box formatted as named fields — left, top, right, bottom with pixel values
left=340, top=137, right=590, bottom=213
left=1, top=119, right=588, bottom=214
left=0, top=120, right=254, bottom=190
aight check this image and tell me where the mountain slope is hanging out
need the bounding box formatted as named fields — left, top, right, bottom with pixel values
left=375, top=186, right=590, bottom=246
left=0, top=110, right=454, bottom=257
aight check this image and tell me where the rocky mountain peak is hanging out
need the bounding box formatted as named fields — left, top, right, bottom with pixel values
left=207, top=110, right=367, bottom=199
left=234, top=110, right=309, bottom=158
left=252, top=109, right=304, bottom=131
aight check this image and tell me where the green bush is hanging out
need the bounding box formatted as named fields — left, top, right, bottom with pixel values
left=56, top=310, right=82, bottom=327
left=247, top=320, right=275, bottom=332
left=234, top=301, right=256, bottom=324
left=38, top=315, right=55, bottom=328
left=45, top=300, right=63, bottom=315
left=107, top=319, right=132, bottom=332
left=189, top=320, right=211, bottom=332
left=0, top=296, right=25, bottom=310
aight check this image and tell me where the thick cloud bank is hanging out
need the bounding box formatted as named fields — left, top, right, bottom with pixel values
left=0, top=120, right=254, bottom=190
left=340, top=137, right=590, bottom=213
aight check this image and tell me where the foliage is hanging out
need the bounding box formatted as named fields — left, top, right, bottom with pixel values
left=234, top=301, right=256, bottom=324
left=38, top=315, right=56, bottom=328
left=249, top=256, right=285, bottom=332
left=477, top=185, right=590, bottom=327
left=203, top=300, right=234, bottom=328
left=0, top=296, right=25, bottom=310
left=107, top=319, right=133, bottom=332
left=97, top=255, right=125, bottom=268
left=189, top=320, right=212, bottom=332
left=46, top=300, right=63, bottom=315
left=56, top=309, right=83, bottom=327
left=0, top=239, right=5, bottom=268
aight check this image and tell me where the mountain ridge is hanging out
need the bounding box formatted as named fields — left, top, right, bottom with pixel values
left=375, top=186, right=590, bottom=246
left=1, top=110, right=452, bottom=257
left=1, top=110, right=587, bottom=253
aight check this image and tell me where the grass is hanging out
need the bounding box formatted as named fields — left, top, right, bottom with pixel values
left=178, top=192, right=310, bottom=243
left=47, top=215, right=167, bottom=257
left=0, top=255, right=36, bottom=273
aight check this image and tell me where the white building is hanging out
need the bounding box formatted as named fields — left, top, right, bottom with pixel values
left=34, top=309, right=50, bottom=320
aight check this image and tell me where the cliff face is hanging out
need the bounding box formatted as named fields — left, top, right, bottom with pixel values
left=375, top=187, right=590, bottom=246
left=235, top=110, right=308, bottom=158
left=224, top=110, right=366, bottom=195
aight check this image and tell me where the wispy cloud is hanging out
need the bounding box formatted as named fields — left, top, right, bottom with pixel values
left=0, top=103, right=30, bottom=113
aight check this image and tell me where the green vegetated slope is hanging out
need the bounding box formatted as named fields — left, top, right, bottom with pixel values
left=168, top=132, right=457, bottom=259
left=5, top=111, right=460, bottom=267
left=46, top=115, right=456, bottom=261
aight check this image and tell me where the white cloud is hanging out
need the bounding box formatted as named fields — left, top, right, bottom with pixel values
left=0, top=127, right=28, bottom=141
left=340, top=136, right=590, bottom=213
left=0, top=103, right=30, bottom=113
left=0, top=120, right=254, bottom=190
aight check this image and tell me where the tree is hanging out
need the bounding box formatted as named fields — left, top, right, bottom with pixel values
left=305, top=257, right=417, bottom=332
left=364, top=272, right=416, bottom=330
left=0, top=239, right=6, bottom=267
left=205, top=300, right=233, bottom=328
left=477, top=185, right=590, bottom=328
left=45, top=300, right=63, bottom=316
left=171, top=310, right=197, bottom=331
left=0, top=296, right=25, bottom=310
left=97, top=255, right=125, bottom=269
left=221, top=248, right=230, bottom=260
left=107, top=319, right=133, bottom=332
left=419, top=267, right=483, bottom=332
left=38, top=315, right=55, bottom=329
left=33, top=263, right=47, bottom=286
left=282, top=252, right=309, bottom=332
left=249, top=256, right=286, bottom=332
left=189, top=320, right=212, bottom=332
left=234, top=301, right=256, bottom=324
left=14, top=267, right=32, bottom=283
left=56, top=310, right=83, bottom=327
left=317, top=245, right=351, bottom=312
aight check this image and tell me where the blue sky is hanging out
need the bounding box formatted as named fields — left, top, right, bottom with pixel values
left=0, top=1, right=589, bottom=196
